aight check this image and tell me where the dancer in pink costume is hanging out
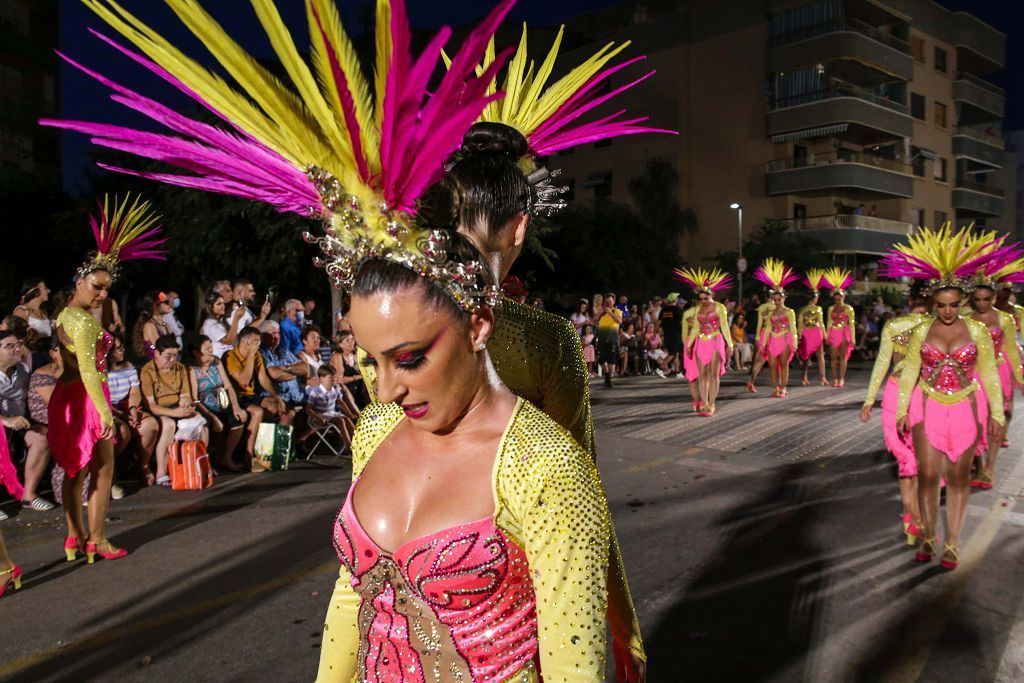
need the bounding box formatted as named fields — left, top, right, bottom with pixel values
left=822, top=267, right=857, bottom=387
left=753, top=259, right=799, bottom=398
left=860, top=289, right=931, bottom=544
left=745, top=300, right=772, bottom=394
left=673, top=268, right=734, bottom=416
left=882, top=226, right=1004, bottom=570
left=797, top=268, right=830, bottom=386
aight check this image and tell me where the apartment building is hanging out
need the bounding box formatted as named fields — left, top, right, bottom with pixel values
left=552, top=0, right=1011, bottom=274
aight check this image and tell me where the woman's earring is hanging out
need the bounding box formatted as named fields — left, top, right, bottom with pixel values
left=477, top=342, right=486, bottom=351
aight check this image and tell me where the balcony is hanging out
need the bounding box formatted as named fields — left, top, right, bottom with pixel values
left=952, top=13, right=1006, bottom=75
left=767, top=18, right=913, bottom=82
left=765, top=151, right=913, bottom=198
left=767, top=81, right=912, bottom=140
left=953, top=178, right=1004, bottom=217
left=773, top=214, right=913, bottom=254
left=953, top=73, right=1005, bottom=119
left=952, top=124, right=1004, bottom=169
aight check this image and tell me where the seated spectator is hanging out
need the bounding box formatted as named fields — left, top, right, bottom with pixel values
left=200, top=291, right=247, bottom=358
left=581, top=323, right=596, bottom=377
left=297, top=326, right=325, bottom=386
left=163, top=290, right=186, bottom=346
left=279, top=299, right=304, bottom=355
left=12, top=278, right=52, bottom=339
left=211, top=279, right=233, bottom=302
left=619, top=321, right=641, bottom=376
left=225, top=327, right=293, bottom=471
left=0, top=329, right=53, bottom=510
left=108, top=338, right=159, bottom=486
left=731, top=313, right=752, bottom=370
left=132, top=292, right=174, bottom=360
left=643, top=322, right=671, bottom=377
left=0, top=316, right=32, bottom=367
left=188, top=335, right=249, bottom=472
left=140, top=334, right=207, bottom=486
left=299, top=366, right=354, bottom=455
left=329, top=330, right=367, bottom=414
left=259, top=320, right=308, bottom=408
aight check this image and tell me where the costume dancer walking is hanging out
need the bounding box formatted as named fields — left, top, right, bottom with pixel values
left=753, top=259, right=799, bottom=397
left=881, top=226, right=1004, bottom=569
left=51, top=195, right=166, bottom=563
left=797, top=268, right=829, bottom=386
left=860, top=289, right=931, bottom=544
left=745, top=298, right=772, bottom=394
left=673, top=268, right=734, bottom=416
left=823, top=267, right=857, bottom=387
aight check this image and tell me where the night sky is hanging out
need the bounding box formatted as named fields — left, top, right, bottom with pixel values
left=56, top=0, right=1022, bottom=193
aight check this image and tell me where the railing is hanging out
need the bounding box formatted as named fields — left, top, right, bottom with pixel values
left=773, top=214, right=913, bottom=235
left=954, top=72, right=1004, bottom=96
left=955, top=178, right=1004, bottom=197
left=768, top=17, right=910, bottom=53
left=954, top=123, right=1003, bottom=145
left=766, top=150, right=911, bottom=175
left=770, top=78, right=908, bottom=114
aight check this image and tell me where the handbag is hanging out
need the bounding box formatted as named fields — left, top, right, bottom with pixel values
left=254, top=422, right=294, bottom=470
left=216, top=386, right=231, bottom=410
left=173, top=414, right=208, bottom=441
left=168, top=440, right=213, bottom=490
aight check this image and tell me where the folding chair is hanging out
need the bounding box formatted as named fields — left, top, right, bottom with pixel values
left=305, top=421, right=349, bottom=460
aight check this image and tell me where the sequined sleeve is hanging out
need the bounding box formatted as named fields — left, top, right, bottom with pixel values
left=57, top=308, right=113, bottom=427
left=682, top=306, right=696, bottom=350
left=998, top=310, right=1024, bottom=385
left=1014, top=306, right=1024, bottom=337
left=717, top=302, right=734, bottom=353
left=786, top=308, right=798, bottom=348
left=971, top=320, right=1006, bottom=426
left=496, top=402, right=611, bottom=681
left=864, top=321, right=895, bottom=407
left=896, top=323, right=925, bottom=421
left=846, top=304, right=857, bottom=347
left=536, top=314, right=595, bottom=455
left=754, top=304, right=767, bottom=339
left=796, top=306, right=806, bottom=336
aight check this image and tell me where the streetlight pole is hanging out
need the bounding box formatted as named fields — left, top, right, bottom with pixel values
left=730, top=203, right=744, bottom=301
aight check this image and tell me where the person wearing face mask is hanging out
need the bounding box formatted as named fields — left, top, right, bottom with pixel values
left=279, top=299, right=304, bottom=356
left=162, top=290, right=185, bottom=346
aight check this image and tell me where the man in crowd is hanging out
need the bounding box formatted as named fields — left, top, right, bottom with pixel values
left=226, top=326, right=294, bottom=429
left=232, top=279, right=272, bottom=331
left=658, top=292, right=684, bottom=377
left=0, top=330, right=53, bottom=510
left=259, top=321, right=307, bottom=411
left=212, top=280, right=233, bottom=302
left=302, top=299, right=317, bottom=329
left=279, top=300, right=305, bottom=356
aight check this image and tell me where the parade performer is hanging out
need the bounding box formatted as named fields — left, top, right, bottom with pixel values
left=963, top=244, right=1024, bottom=489
left=753, top=259, right=799, bottom=397
left=860, top=289, right=931, bottom=544
left=823, top=267, right=857, bottom=388
left=797, top=268, right=829, bottom=386
left=881, top=226, right=1004, bottom=570
left=51, top=194, right=166, bottom=563
left=44, top=1, right=636, bottom=678
left=745, top=298, right=772, bottom=394
left=673, top=268, right=734, bottom=416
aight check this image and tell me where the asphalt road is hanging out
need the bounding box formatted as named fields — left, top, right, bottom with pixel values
left=1, top=364, right=1022, bottom=682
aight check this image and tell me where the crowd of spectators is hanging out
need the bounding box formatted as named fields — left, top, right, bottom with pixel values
left=0, top=277, right=365, bottom=521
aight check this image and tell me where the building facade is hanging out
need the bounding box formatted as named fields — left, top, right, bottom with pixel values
left=552, top=0, right=1011, bottom=277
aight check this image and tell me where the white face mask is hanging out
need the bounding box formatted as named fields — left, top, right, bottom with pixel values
left=295, top=310, right=305, bottom=323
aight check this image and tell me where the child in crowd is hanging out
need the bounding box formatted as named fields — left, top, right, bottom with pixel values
left=581, top=323, right=596, bottom=377
left=300, top=366, right=354, bottom=454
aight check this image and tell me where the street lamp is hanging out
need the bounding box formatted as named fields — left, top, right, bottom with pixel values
left=730, top=203, right=744, bottom=301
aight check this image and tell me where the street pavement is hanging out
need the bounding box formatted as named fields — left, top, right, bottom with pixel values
left=1, top=363, right=1022, bottom=682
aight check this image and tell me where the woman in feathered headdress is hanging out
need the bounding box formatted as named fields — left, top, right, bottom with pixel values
left=797, top=268, right=829, bottom=387
left=860, top=283, right=932, bottom=546
left=822, top=267, right=857, bottom=387
left=52, top=195, right=167, bottom=565
left=752, top=259, right=799, bottom=397
left=673, top=268, right=734, bottom=416
left=961, top=237, right=1024, bottom=489
left=878, top=226, right=1004, bottom=570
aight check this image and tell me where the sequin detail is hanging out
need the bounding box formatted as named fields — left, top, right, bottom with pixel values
left=55, top=307, right=113, bottom=427
left=862, top=313, right=931, bottom=408
left=798, top=305, right=823, bottom=329
left=696, top=311, right=720, bottom=338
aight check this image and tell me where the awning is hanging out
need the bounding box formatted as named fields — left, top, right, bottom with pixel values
left=770, top=123, right=849, bottom=144
left=911, top=146, right=940, bottom=160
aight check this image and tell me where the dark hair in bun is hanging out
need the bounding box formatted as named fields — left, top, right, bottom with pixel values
left=460, top=122, right=529, bottom=159
left=448, top=122, right=531, bottom=238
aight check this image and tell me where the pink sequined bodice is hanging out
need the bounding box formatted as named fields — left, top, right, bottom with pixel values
left=333, top=481, right=538, bottom=681
left=96, top=331, right=114, bottom=373
left=988, top=324, right=1005, bottom=356
left=770, top=314, right=790, bottom=334
left=830, top=309, right=849, bottom=328
left=920, top=342, right=977, bottom=395
left=697, top=311, right=721, bottom=336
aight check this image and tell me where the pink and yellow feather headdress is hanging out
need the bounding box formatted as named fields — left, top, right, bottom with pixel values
left=804, top=268, right=828, bottom=295
left=672, top=267, right=733, bottom=295
left=878, top=226, right=997, bottom=294
left=753, top=258, right=799, bottom=295
left=78, top=194, right=167, bottom=282
left=820, top=267, right=856, bottom=296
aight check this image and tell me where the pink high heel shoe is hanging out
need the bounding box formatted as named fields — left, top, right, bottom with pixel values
left=85, top=539, right=128, bottom=564
left=0, top=565, right=21, bottom=597
left=64, top=536, right=85, bottom=562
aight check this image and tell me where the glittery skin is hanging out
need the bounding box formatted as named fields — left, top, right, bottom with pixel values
left=862, top=313, right=932, bottom=407
left=318, top=399, right=611, bottom=682
left=55, top=307, right=114, bottom=426
left=898, top=317, right=1006, bottom=425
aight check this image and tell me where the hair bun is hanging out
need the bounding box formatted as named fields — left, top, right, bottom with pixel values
left=461, top=122, right=528, bottom=160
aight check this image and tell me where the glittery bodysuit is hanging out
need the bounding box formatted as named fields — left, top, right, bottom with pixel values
left=318, top=399, right=612, bottom=682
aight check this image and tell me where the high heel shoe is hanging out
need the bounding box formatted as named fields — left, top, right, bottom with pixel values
left=691, top=401, right=702, bottom=413
left=745, top=381, right=757, bottom=394
left=940, top=542, right=960, bottom=570
left=0, top=565, right=22, bottom=597
left=901, top=514, right=920, bottom=546
left=820, top=377, right=830, bottom=386
left=801, top=377, right=810, bottom=386
left=916, top=536, right=937, bottom=563
left=64, top=536, right=85, bottom=562
left=779, top=389, right=789, bottom=398
left=977, top=470, right=994, bottom=490
left=85, top=539, right=128, bottom=564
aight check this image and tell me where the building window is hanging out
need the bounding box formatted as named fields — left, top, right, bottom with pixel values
left=912, top=155, right=926, bottom=177
left=911, top=207, right=925, bottom=228
left=911, top=35, right=926, bottom=63
left=933, top=157, right=947, bottom=182
left=934, top=102, right=948, bottom=128
left=911, top=93, right=925, bottom=120
left=934, top=47, right=948, bottom=74
left=934, top=210, right=947, bottom=227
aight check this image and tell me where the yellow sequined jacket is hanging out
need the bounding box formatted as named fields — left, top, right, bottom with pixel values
left=318, top=398, right=611, bottom=682
left=862, top=313, right=931, bottom=407
left=897, top=317, right=1005, bottom=425
left=55, top=307, right=113, bottom=427
left=796, top=304, right=823, bottom=335
left=684, top=301, right=733, bottom=354
left=961, top=307, right=1024, bottom=386
left=753, top=302, right=770, bottom=339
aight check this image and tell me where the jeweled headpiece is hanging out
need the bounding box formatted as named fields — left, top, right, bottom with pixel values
left=77, top=194, right=167, bottom=282
left=452, top=22, right=676, bottom=214
left=672, top=267, right=733, bottom=295
left=820, top=267, right=856, bottom=297
left=878, top=226, right=996, bottom=295
left=753, top=258, right=799, bottom=296
left=42, top=0, right=516, bottom=312
left=964, top=232, right=1024, bottom=291
left=803, top=268, right=828, bottom=295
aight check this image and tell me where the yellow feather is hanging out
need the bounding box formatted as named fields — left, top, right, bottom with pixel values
left=499, top=25, right=530, bottom=123
left=374, top=0, right=391, bottom=127
left=517, top=25, right=563, bottom=122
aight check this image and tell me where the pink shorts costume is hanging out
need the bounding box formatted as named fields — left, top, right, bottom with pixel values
left=797, top=327, right=824, bottom=362
left=986, top=321, right=1024, bottom=404
left=692, top=311, right=728, bottom=376
left=880, top=377, right=923, bottom=477
left=916, top=343, right=987, bottom=462
left=827, top=304, right=855, bottom=360
left=766, top=310, right=797, bottom=362
left=0, top=427, right=24, bottom=499
left=318, top=399, right=613, bottom=682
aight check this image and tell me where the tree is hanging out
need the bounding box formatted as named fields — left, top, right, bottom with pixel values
left=710, top=220, right=828, bottom=295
